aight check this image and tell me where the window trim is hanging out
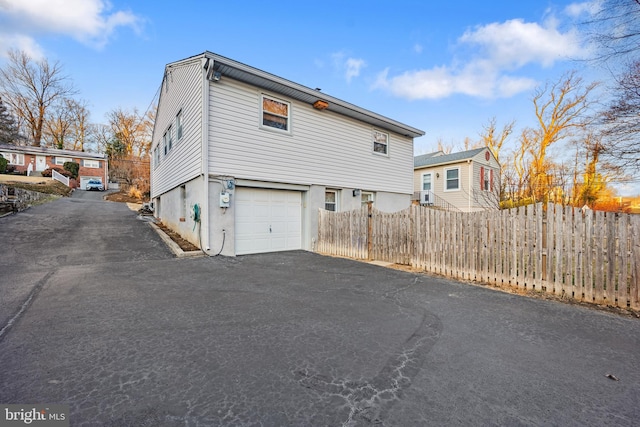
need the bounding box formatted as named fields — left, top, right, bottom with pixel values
left=361, top=191, right=375, bottom=205
left=325, top=189, right=338, bottom=212
left=260, top=94, right=291, bottom=134
left=55, top=156, right=73, bottom=166
left=1, top=152, right=24, bottom=165
left=372, top=130, right=389, bottom=156
left=421, top=172, right=433, bottom=191
left=83, top=159, right=100, bottom=168
left=444, top=167, right=460, bottom=192
left=176, top=109, right=183, bottom=141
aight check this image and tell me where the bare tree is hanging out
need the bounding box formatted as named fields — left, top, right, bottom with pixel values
left=600, top=59, right=640, bottom=172
left=45, top=98, right=74, bottom=149
left=0, top=49, right=76, bottom=146
left=583, top=0, right=640, bottom=64
left=528, top=71, right=598, bottom=201
left=106, top=107, right=153, bottom=157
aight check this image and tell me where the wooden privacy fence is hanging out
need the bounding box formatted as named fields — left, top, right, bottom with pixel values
left=317, top=203, right=640, bottom=310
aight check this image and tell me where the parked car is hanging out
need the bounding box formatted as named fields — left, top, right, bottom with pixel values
left=85, top=179, right=104, bottom=191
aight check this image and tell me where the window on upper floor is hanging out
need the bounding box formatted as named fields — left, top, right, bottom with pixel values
left=176, top=110, right=183, bottom=141
left=163, top=125, right=173, bottom=156
left=445, top=167, right=460, bottom=191
left=325, top=190, right=338, bottom=211
left=83, top=159, right=99, bottom=168
left=480, top=166, right=493, bottom=191
left=154, top=146, right=160, bottom=168
left=261, top=95, right=290, bottom=132
left=373, top=130, right=388, bottom=156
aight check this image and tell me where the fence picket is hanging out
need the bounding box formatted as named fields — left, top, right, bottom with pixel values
left=317, top=204, right=638, bottom=311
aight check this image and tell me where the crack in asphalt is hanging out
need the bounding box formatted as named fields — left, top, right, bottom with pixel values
left=294, top=277, right=443, bottom=426
left=0, top=271, right=54, bottom=342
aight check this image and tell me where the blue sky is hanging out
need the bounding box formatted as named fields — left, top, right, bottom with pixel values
left=1, top=0, right=635, bottom=194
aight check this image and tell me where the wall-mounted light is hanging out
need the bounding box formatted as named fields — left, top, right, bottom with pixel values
left=207, top=66, right=222, bottom=82
left=313, top=100, right=329, bottom=110
left=436, top=173, right=440, bottom=178
left=353, top=189, right=361, bottom=197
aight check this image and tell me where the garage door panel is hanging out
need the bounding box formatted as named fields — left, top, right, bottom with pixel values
left=235, top=188, right=302, bottom=255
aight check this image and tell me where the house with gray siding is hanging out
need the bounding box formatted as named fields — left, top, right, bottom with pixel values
left=413, top=147, right=500, bottom=212
left=151, top=51, right=424, bottom=256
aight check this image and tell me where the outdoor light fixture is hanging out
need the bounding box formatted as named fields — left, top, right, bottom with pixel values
left=313, top=100, right=329, bottom=110
left=353, top=189, right=361, bottom=197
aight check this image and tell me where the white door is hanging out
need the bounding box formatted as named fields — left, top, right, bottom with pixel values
left=35, top=155, right=47, bottom=171
left=235, top=188, right=302, bottom=255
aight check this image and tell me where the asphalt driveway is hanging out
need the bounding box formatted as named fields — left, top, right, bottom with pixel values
left=0, top=191, right=638, bottom=426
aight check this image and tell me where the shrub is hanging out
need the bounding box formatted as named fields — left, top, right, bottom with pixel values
left=127, top=187, right=143, bottom=200
left=63, top=161, right=79, bottom=179
left=0, top=154, right=7, bottom=174
left=41, top=167, right=73, bottom=178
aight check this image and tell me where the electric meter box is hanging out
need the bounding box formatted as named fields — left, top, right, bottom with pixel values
left=219, top=192, right=231, bottom=208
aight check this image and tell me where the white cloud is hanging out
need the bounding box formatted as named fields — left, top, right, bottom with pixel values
left=0, top=0, right=141, bottom=52
left=413, top=43, right=423, bottom=54
left=345, top=58, right=366, bottom=82
left=375, top=16, right=589, bottom=100
left=459, top=18, right=588, bottom=68
left=331, top=51, right=366, bottom=82
left=565, top=1, right=602, bottom=18
left=0, top=34, right=44, bottom=60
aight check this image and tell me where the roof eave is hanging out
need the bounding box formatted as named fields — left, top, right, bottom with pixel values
left=199, top=52, right=425, bottom=139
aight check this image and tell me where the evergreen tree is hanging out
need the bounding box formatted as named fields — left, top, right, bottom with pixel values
left=0, top=97, right=19, bottom=144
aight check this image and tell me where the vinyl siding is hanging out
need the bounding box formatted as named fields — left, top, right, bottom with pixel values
left=208, top=79, right=414, bottom=194
left=414, top=161, right=473, bottom=211
left=414, top=148, right=500, bottom=211
left=151, top=59, right=204, bottom=198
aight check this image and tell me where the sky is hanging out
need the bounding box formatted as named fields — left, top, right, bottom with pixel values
left=0, top=0, right=637, bottom=194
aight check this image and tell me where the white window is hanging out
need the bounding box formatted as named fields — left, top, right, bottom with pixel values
left=83, top=159, right=99, bottom=168
left=361, top=191, right=375, bottom=205
left=176, top=110, right=183, bottom=141
left=445, top=167, right=460, bottom=191
left=422, top=173, right=432, bottom=191
left=1, top=152, right=24, bottom=165
left=373, top=130, right=388, bottom=155
left=55, top=157, right=72, bottom=165
left=482, top=167, right=490, bottom=191
left=261, top=95, right=290, bottom=132
left=163, top=129, right=169, bottom=155
left=325, top=190, right=338, bottom=211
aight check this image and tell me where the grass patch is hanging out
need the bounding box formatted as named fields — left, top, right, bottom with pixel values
left=6, top=180, right=73, bottom=197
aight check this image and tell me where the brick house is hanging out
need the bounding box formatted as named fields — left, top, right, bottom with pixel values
left=0, top=144, right=109, bottom=190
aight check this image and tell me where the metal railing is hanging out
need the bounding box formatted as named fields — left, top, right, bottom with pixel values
left=414, top=191, right=461, bottom=212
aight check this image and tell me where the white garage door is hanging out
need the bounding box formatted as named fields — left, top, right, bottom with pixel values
left=235, top=188, right=302, bottom=255
left=79, top=177, right=102, bottom=190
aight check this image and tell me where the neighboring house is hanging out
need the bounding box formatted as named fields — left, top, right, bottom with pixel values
left=151, top=51, right=424, bottom=256
left=0, top=143, right=109, bottom=190
left=414, top=147, right=500, bottom=212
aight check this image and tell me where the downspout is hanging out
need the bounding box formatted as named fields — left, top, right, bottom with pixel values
left=201, top=56, right=211, bottom=254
